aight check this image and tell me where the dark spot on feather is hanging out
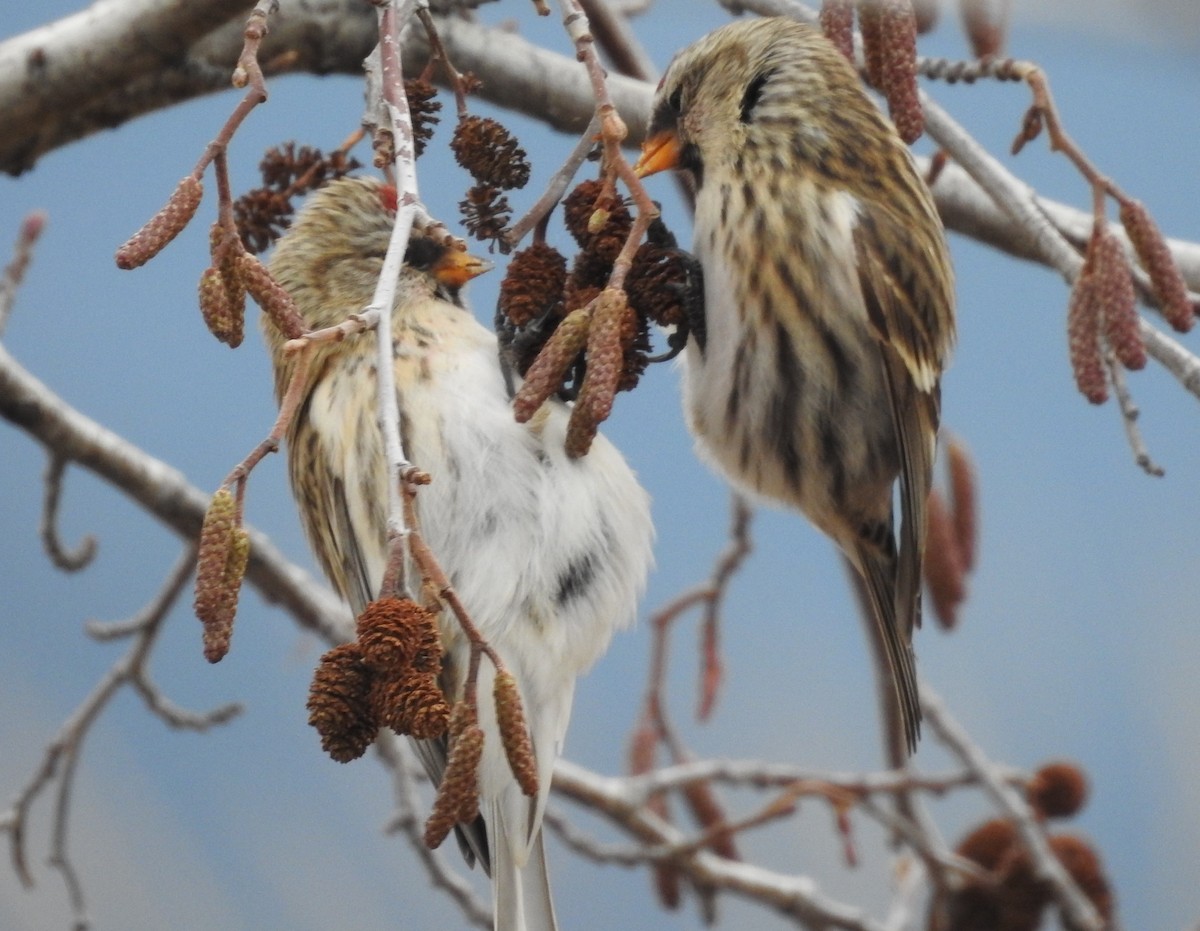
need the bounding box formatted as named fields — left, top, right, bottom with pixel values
left=556, top=551, right=597, bottom=605
left=819, top=322, right=854, bottom=393
left=819, top=411, right=846, bottom=506
left=741, top=179, right=756, bottom=211
left=769, top=317, right=803, bottom=487
left=739, top=69, right=774, bottom=124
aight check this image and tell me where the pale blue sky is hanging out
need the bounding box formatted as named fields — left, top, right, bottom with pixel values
left=2, top=2, right=1199, bottom=929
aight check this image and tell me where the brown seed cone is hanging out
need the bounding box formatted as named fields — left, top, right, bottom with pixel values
left=991, top=847, right=1053, bottom=931
left=513, top=307, right=592, bottom=422
left=450, top=116, right=531, bottom=190
left=498, top=242, right=568, bottom=326
left=1048, top=834, right=1114, bottom=924
left=563, top=179, right=605, bottom=247
left=626, top=242, right=688, bottom=328
left=307, top=643, right=379, bottom=763
left=563, top=181, right=633, bottom=263
left=1027, top=761, right=1088, bottom=820
left=564, top=282, right=603, bottom=318
left=956, top=818, right=1018, bottom=870
left=116, top=175, right=203, bottom=269
left=493, top=671, right=539, bottom=797
left=405, top=78, right=442, bottom=158
left=1091, top=227, right=1145, bottom=371
left=946, top=437, right=979, bottom=573
left=879, top=1, right=924, bottom=144
left=924, top=488, right=966, bottom=630
left=1067, top=249, right=1108, bottom=404
left=568, top=246, right=613, bottom=299
left=400, top=673, right=451, bottom=739
left=459, top=183, right=511, bottom=242
left=935, top=818, right=1049, bottom=931
left=198, top=265, right=246, bottom=348
left=424, top=710, right=485, bottom=848
left=1120, top=198, right=1195, bottom=334
left=616, top=301, right=651, bottom=393
left=373, top=670, right=450, bottom=740
left=355, top=596, right=441, bottom=673
left=820, top=0, right=855, bottom=60
left=234, top=143, right=361, bottom=253
left=236, top=252, right=306, bottom=340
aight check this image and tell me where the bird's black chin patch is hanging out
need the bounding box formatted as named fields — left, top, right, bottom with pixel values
left=680, top=142, right=704, bottom=189
left=403, top=235, right=443, bottom=272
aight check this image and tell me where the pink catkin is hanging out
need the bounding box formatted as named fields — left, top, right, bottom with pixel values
left=1120, top=199, right=1194, bottom=334
left=819, top=0, right=855, bottom=61
left=1091, top=227, right=1145, bottom=371
left=1066, top=253, right=1108, bottom=405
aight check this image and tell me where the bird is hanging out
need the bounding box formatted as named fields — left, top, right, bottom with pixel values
left=635, top=17, right=955, bottom=755
left=262, top=175, right=654, bottom=930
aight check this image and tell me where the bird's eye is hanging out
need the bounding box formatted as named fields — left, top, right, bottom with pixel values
left=667, top=85, right=683, bottom=113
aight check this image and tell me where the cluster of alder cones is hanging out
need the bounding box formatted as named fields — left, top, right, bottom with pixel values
left=930, top=761, right=1114, bottom=931
left=306, top=596, right=539, bottom=849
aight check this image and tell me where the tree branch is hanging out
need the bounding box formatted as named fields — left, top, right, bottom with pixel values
left=0, top=338, right=353, bottom=644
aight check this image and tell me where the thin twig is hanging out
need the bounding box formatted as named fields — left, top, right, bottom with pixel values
left=370, top=0, right=421, bottom=575
left=636, top=493, right=753, bottom=761
left=553, top=760, right=888, bottom=931
left=222, top=349, right=313, bottom=493
left=0, top=549, right=240, bottom=926
left=39, top=454, right=98, bottom=572
left=375, top=733, right=492, bottom=928
left=0, top=211, right=47, bottom=337
left=921, top=685, right=1106, bottom=931
left=554, top=0, right=657, bottom=291
left=502, top=115, right=600, bottom=249
left=1104, top=351, right=1164, bottom=477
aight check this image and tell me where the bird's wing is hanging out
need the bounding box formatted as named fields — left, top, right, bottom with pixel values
left=850, top=196, right=952, bottom=395
left=851, top=201, right=946, bottom=639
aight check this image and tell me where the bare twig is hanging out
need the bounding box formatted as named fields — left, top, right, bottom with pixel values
left=39, top=454, right=98, bottom=572
left=1104, top=351, right=1164, bottom=477
left=375, top=733, right=492, bottom=928
left=553, top=759, right=888, bottom=931
left=555, top=0, right=656, bottom=291
left=0, top=210, right=46, bottom=336
left=503, top=114, right=600, bottom=249
left=921, top=685, right=1106, bottom=931
left=0, top=339, right=353, bottom=644
left=369, top=0, right=422, bottom=571
left=636, top=493, right=753, bottom=758
left=0, top=549, right=240, bottom=927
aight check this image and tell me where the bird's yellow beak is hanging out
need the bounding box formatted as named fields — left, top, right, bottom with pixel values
left=432, top=248, right=493, bottom=287
left=634, top=131, right=682, bottom=178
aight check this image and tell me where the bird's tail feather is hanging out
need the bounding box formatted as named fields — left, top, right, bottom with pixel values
left=852, top=545, right=921, bottom=755
left=491, top=805, right=558, bottom=931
